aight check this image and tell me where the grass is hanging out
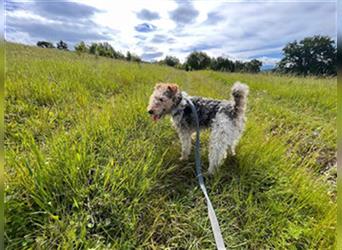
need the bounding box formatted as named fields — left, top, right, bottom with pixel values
left=5, top=42, right=336, bottom=249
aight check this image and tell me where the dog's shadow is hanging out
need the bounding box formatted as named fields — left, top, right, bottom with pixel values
left=153, top=146, right=241, bottom=200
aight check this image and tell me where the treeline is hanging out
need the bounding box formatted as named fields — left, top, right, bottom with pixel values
left=37, top=40, right=68, bottom=50
left=75, top=41, right=142, bottom=62
left=37, top=40, right=142, bottom=62
left=168, top=35, right=337, bottom=76
left=157, top=53, right=262, bottom=73
left=37, top=40, right=262, bottom=73
left=37, top=35, right=337, bottom=76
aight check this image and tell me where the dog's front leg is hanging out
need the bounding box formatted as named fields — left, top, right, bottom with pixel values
left=178, top=129, right=192, bottom=161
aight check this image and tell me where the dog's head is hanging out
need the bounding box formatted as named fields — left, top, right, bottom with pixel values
left=147, top=83, right=180, bottom=121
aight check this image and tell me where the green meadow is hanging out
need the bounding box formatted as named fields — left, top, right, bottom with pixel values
left=5, top=43, right=336, bottom=249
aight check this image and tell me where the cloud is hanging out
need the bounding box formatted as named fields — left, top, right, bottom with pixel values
left=142, top=46, right=159, bottom=52
left=6, top=14, right=114, bottom=45
left=134, top=23, right=157, bottom=33
left=338, top=0, right=342, bottom=37
left=32, top=1, right=101, bottom=21
left=136, top=9, right=160, bottom=20
left=177, top=42, right=222, bottom=53
left=203, top=11, right=225, bottom=25
left=5, top=0, right=336, bottom=66
left=5, top=1, right=102, bottom=22
left=134, top=35, right=147, bottom=40
left=169, top=0, right=199, bottom=26
left=169, top=1, right=336, bottom=66
left=5, top=1, right=22, bottom=12
left=141, top=51, right=163, bottom=60
left=151, top=34, right=175, bottom=43
left=5, top=1, right=114, bottom=46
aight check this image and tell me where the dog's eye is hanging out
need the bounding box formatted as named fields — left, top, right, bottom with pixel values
left=158, top=98, right=164, bottom=102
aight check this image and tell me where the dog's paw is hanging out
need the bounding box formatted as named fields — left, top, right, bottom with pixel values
left=179, top=156, right=188, bottom=161
left=208, top=166, right=217, bottom=175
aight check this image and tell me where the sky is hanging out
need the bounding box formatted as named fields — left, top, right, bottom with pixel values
left=5, top=0, right=337, bottom=68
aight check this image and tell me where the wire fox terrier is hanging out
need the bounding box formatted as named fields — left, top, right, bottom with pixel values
left=147, top=82, right=249, bottom=174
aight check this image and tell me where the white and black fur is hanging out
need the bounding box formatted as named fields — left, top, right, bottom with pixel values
left=170, top=82, right=249, bottom=174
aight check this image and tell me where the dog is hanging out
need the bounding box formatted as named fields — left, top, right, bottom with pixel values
left=147, top=82, right=249, bottom=174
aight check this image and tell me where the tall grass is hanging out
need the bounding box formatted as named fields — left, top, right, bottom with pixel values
left=5, top=43, right=336, bottom=249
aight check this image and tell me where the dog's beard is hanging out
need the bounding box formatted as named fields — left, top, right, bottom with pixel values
left=149, top=107, right=168, bottom=122
left=151, top=114, right=161, bottom=121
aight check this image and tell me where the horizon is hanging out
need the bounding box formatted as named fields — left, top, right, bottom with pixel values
left=5, top=0, right=337, bottom=69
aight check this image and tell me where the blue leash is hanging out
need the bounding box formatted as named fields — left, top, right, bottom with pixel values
left=185, top=97, right=226, bottom=250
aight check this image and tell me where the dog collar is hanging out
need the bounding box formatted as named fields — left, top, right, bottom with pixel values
left=171, top=91, right=188, bottom=116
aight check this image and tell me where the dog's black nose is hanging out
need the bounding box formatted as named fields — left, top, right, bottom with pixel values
left=148, top=110, right=154, bottom=114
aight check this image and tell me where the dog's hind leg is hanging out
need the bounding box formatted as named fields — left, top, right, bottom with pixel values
left=228, top=143, right=236, bottom=156
left=177, top=129, right=192, bottom=161
left=208, top=113, right=235, bottom=174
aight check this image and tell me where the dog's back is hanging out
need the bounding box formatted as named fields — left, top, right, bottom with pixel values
left=175, top=83, right=249, bottom=130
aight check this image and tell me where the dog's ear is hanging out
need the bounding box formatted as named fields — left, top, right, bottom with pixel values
left=167, top=84, right=179, bottom=95
left=154, top=83, right=163, bottom=90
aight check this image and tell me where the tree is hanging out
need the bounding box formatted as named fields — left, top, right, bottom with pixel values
left=130, top=53, right=142, bottom=62
left=95, top=42, right=114, bottom=57
left=56, top=40, right=68, bottom=50
left=126, top=51, right=132, bottom=61
left=37, top=41, right=55, bottom=48
left=244, top=59, right=262, bottom=73
left=87, top=42, right=125, bottom=59
left=234, top=60, right=245, bottom=72
left=89, top=43, right=97, bottom=55
left=276, top=35, right=336, bottom=76
left=113, top=49, right=125, bottom=60
left=185, top=51, right=211, bottom=70
left=124, top=51, right=141, bottom=62
left=210, top=57, right=234, bottom=72
left=162, top=56, right=180, bottom=67
left=74, top=41, right=88, bottom=54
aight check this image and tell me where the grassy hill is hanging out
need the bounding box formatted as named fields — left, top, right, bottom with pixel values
left=5, top=43, right=336, bottom=249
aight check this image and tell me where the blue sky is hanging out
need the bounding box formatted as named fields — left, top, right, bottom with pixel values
left=5, top=0, right=337, bottom=68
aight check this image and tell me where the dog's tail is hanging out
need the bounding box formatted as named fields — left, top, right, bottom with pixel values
left=231, top=82, right=249, bottom=117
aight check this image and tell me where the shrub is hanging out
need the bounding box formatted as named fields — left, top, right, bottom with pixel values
left=185, top=51, right=211, bottom=70
left=37, top=41, right=55, bottom=48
